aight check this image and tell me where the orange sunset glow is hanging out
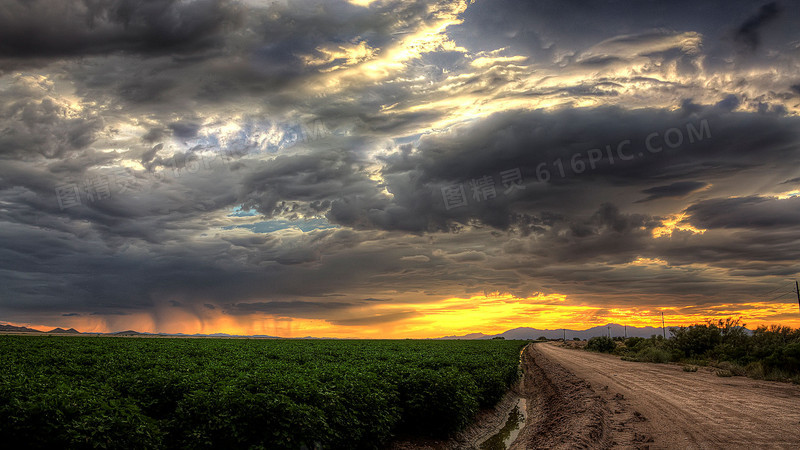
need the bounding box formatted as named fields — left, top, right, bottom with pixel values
left=13, top=292, right=799, bottom=338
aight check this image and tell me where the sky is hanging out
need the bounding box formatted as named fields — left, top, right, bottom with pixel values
left=1, top=0, right=800, bottom=337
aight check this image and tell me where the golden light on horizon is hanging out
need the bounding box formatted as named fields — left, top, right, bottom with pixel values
left=14, top=292, right=798, bottom=338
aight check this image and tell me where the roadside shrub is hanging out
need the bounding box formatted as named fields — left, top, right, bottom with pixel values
left=749, top=326, right=788, bottom=360
left=587, top=336, right=616, bottom=353
left=624, top=337, right=646, bottom=350
left=670, top=318, right=750, bottom=361
left=714, top=361, right=745, bottom=376
left=634, top=347, right=671, bottom=364
left=764, top=369, right=794, bottom=382
left=680, top=357, right=709, bottom=367
left=763, top=342, right=800, bottom=374
left=683, top=365, right=698, bottom=372
left=611, top=319, right=800, bottom=384
left=745, top=361, right=765, bottom=379
left=670, top=323, right=721, bottom=358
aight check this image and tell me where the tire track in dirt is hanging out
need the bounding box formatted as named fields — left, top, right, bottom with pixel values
left=532, top=343, right=800, bottom=449
left=512, top=343, right=651, bottom=449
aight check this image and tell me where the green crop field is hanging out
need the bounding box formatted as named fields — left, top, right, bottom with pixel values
left=0, top=336, right=526, bottom=449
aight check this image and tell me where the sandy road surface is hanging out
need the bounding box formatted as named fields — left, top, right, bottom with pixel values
left=533, top=343, right=800, bottom=449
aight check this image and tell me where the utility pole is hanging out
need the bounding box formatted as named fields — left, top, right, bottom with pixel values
left=607, top=325, right=611, bottom=338
left=661, top=312, right=666, bottom=338
left=624, top=325, right=627, bottom=339
left=796, top=280, right=800, bottom=314
left=563, top=328, right=566, bottom=341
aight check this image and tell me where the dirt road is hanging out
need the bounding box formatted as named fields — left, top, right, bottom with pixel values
left=523, top=343, right=800, bottom=449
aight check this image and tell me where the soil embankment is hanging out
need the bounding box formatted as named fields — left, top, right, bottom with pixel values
left=394, top=343, right=648, bottom=449
left=511, top=343, right=650, bottom=449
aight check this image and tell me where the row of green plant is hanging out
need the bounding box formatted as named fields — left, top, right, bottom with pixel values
left=0, top=336, right=527, bottom=449
left=585, top=318, right=800, bottom=383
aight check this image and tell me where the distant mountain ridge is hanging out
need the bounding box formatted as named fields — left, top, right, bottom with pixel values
left=47, top=327, right=80, bottom=334
left=436, top=323, right=672, bottom=340
left=0, top=324, right=42, bottom=333
left=435, top=332, right=490, bottom=340
left=0, top=325, right=282, bottom=338
left=0, top=324, right=82, bottom=334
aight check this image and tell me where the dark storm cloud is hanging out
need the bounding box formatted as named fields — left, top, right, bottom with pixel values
left=0, top=93, right=105, bottom=160
left=2, top=99, right=799, bottom=325
left=140, top=143, right=163, bottom=165
left=168, top=122, right=202, bottom=140
left=568, top=203, right=652, bottom=238
left=453, top=0, right=794, bottom=59
left=326, top=105, right=799, bottom=233
left=0, top=224, right=277, bottom=315
left=654, top=228, right=800, bottom=269
left=451, top=0, right=800, bottom=93
left=53, top=0, right=449, bottom=116
left=231, top=301, right=353, bottom=317
left=329, top=311, right=421, bottom=326
left=240, top=145, right=377, bottom=219
left=0, top=0, right=241, bottom=60
left=685, top=196, right=800, bottom=229
left=735, top=2, right=781, bottom=51
left=782, top=176, right=800, bottom=184
left=636, top=181, right=708, bottom=202
left=492, top=202, right=662, bottom=270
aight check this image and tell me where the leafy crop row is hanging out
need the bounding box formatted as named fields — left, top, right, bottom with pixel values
left=0, top=336, right=526, bottom=449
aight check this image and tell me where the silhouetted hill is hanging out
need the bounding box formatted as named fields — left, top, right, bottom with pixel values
left=112, top=330, right=143, bottom=335
left=0, top=324, right=42, bottom=333
left=105, top=330, right=282, bottom=338
left=47, top=327, right=80, bottom=334
left=438, top=323, right=671, bottom=340
left=433, top=332, right=490, bottom=340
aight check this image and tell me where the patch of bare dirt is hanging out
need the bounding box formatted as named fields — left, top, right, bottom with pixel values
left=512, top=344, right=650, bottom=449
left=534, top=343, right=800, bottom=449
left=550, top=339, right=587, bottom=350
